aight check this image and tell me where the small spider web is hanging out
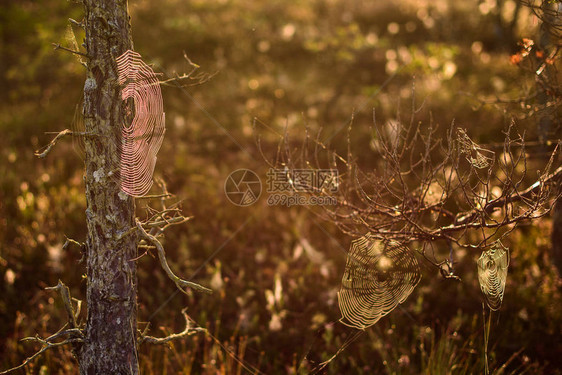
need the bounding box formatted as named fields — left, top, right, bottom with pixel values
left=457, top=128, right=494, bottom=169
left=477, top=241, right=509, bottom=311
left=338, top=234, right=421, bottom=330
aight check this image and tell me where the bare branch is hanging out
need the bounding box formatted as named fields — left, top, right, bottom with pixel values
left=455, top=165, right=562, bottom=226
left=145, top=215, right=192, bottom=229
left=45, top=280, right=79, bottom=329
left=63, top=236, right=85, bottom=251
left=51, top=43, right=89, bottom=58
left=0, top=326, right=83, bottom=375
left=160, top=51, right=218, bottom=87
left=135, top=193, right=173, bottom=200
left=68, top=18, right=84, bottom=28
left=139, top=308, right=206, bottom=345
left=34, top=129, right=74, bottom=158
left=135, top=220, right=213, bottom=294
left=159, top=71, right=219, bottom=87
left=259, top=102, right=561, bottom=260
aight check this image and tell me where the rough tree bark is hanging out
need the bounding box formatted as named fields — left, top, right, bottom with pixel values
left=80, top=0, right=139, bottom=373
left=536, top=1, right=562, bottom=276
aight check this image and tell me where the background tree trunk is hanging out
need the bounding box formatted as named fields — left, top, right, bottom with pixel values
left=536, top=1, right=562, bottom=277
left=79, top=1, right=139, bottom=373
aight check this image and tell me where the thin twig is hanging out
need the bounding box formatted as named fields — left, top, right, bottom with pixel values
left=159, top=51, right=218, bottom=87
left=52, top=43, right=89, bottom=58
left=455, top=165, right=562, bottom=225
left=135, top=193, right=173, bottom=200
left=145, top=216, right=192, bottom=228
left=62, top=236, right=84, bottom=251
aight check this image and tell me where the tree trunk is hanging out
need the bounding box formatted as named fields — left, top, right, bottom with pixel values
left=79, top=1, right=139, bottom=373
left=552, top=200, right=562, bottom=275
left=536, top=1, right=562, bottom=277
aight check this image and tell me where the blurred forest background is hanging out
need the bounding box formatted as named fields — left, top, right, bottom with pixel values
left=1, top=0, right=561, bottom=373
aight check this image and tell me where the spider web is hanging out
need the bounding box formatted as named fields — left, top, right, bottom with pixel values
left=477, top=241, right=509, bottom=311
left=70, top=95, right=85, bottom=159
left=457, top=128, right=494, bottom=169
left=116, top=50, right=166, bottom=197
left=338, top=234, right=421, bottom=330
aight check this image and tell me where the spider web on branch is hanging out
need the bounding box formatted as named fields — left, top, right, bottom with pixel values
left=116, top=50, right=166, bottom=197
left=477, top=241, right=509, bottom=311
left=338, top=234, right=421, bottom=330
left=457, top=128, right=494, bottom=169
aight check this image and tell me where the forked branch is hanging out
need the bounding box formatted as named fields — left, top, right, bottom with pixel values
left=45, top=280, right=80, bottom=329
left=135, top=220, right=213, bottom=294
left=139, top=308, right=206, bottom=345
left=0, top=282, right=83, bottom=374
left=0, top=335, right=83, bottom=374
left=159, top=51, right=218, bottom=87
